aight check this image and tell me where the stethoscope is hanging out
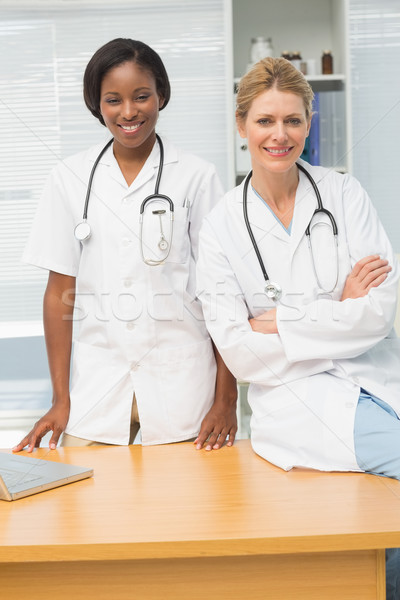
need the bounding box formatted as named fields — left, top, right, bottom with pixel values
left=243, top=162, right=338, bottom=301
left=74, top=134, right=174, bottom=266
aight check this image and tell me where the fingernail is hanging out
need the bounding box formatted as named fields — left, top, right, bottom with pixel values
left=50, top=443, right=56, bottom=450
left=196, top=443, right=202, bottom=450
left=206, top=445, right=212, bottom=451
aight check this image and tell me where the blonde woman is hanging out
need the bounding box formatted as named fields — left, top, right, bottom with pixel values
left=197, top=57, right=399, bottom=598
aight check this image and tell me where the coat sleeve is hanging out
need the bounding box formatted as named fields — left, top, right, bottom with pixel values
left=277, top=175, right=399, bottom=362
left=22, top=162, right=82, bottom=276
left=197, top=216, right=334, bottom=385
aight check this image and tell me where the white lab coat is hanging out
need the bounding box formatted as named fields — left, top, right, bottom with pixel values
left=23, top=136, right=223, bottom=445
left=197, top=160, right=400, bottom=472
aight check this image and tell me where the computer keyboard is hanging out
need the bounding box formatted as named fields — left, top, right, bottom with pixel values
left=0, top=469, right=41, bottom=488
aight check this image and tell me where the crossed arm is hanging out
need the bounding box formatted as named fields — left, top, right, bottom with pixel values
left=249, top=255, right=392, bottom=335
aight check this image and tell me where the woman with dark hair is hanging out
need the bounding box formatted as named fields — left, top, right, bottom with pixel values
left=14, top=38, right=237, bottom=452
left=83, top=38, right=171, bottom=125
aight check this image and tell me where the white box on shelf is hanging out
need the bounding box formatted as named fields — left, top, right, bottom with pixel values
left=235, top=130, right=251, bottom=175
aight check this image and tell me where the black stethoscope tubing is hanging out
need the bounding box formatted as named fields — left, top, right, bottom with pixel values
left=81, top=138, right=113, bottom=222
left=82, top=134, right=173, bottom=220
left=139, top=134, right=174, bottom=215
left=296, top=162, right=338, bottom=237
left=75, top=134, right=174, bottom=253
left=243, top=162, right=338, bottom=299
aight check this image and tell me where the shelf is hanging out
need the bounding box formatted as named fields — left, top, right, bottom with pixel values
left=306, top=74, right=345, bottom=82
left=307, top=74, right=346, bottom=92
left=234, top=73, right=345, bottom=93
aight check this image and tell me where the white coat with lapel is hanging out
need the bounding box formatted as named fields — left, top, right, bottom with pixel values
left=197, top=161, right=400, bottom=472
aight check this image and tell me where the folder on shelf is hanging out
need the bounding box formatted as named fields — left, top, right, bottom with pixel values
left=301, top=93, right=320, bottom=165
left=308, top=92, right=320, bottom=165
left=301, top=91, right=347, bottom=170
left=300, top=135, right=310, bottom=162
left=319, top=91, right=346, bottom=169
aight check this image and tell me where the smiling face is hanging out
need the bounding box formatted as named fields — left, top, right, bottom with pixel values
left=237, top=86, right=311, bottom=178
left=100, top=60, right=163, bottom=158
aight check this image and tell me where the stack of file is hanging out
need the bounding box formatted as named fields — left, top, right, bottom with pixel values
left=301, top=91, right=346, bottom=171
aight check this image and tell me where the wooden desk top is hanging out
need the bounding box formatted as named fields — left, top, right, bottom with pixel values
left=1, top=440, right=400, bottom=563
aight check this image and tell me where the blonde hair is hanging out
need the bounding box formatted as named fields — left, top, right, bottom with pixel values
left=236, top=57, right=314, bottom=122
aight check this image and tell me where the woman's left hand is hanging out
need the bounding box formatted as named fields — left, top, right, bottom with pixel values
left=249, top=308, right=278, bottom=334
left=194, top=398, right=238, bottom=451
left=195, top=344, right=238, bottom=451
left=341, top=255, right=391, bottom=301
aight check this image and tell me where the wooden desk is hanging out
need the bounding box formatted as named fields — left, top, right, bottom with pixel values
left=1, top=440, right=400, bottom=599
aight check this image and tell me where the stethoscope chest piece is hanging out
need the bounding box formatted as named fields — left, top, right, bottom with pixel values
left=139, top=193, right=174, bottom=265
left=158, top=239, right=169, bottom=251
left=152, top=209, right=170, bottom=251
left=265, top=281, right=282, bottom=301
left=74, top=134, right=174, bottom=264
left=74, top=220, right=92, bottom=242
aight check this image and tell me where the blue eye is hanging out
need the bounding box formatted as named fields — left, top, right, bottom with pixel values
left=287, top=118, right=302, bottom=125
left=257, top=119, right=271, bottom=125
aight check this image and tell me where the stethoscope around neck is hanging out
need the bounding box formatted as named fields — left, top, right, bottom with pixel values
left=242, top=162, right=339, bottom=301
left=74, top=134, right=174, bottom=266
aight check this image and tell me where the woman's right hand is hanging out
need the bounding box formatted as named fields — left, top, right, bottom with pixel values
left=341, top=255, right=392, bottom=301
left=13, top=271, right=75, bottom=454
left=12, top=403, right=70, bottom=453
